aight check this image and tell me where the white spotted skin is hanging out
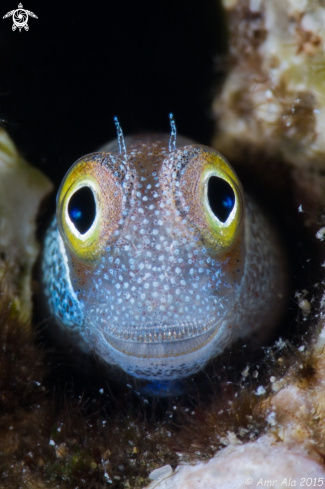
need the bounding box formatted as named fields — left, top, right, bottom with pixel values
left=42, top=135, right=287, bottom=381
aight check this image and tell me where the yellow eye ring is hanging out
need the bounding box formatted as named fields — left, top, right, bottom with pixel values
left=56, top=154, right=126, bottom=263
left=199, top=160, right=244, bottom=251
left=58, top=173, right=101, bottom=261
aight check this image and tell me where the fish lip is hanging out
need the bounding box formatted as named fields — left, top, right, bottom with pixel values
left=90, top=318, right=226, bottom=380
left=98, top=318, right=222, bottom=361
left=98, top=316, right=219, bottom=344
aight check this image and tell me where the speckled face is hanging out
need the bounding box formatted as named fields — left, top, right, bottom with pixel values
left=42, top=135, right=287, bottom=380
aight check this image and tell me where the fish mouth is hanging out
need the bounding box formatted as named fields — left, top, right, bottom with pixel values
left=97, top=320, right=224, bottom=381
left=90, top=316, right=226, bottom=380
left=98, top=316, right=221, bottom=361
left=104, top=316, right=218, bottom=344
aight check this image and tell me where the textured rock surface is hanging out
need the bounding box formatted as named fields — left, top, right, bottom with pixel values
left=0, top=128, right=53, bottom=322
left=147, top=323, right=325, bottom=488
left=213, top=0, right=325, bottom=170
left=145, top=435, right=325, bottom=488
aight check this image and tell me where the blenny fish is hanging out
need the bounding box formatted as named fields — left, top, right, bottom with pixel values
left=42, top=116, right=287, bottom=382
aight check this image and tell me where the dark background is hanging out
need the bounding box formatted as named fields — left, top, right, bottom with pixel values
left=0, top=0, right=226, bottom=186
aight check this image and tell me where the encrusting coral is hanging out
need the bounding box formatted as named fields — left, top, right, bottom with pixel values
left=212, top=0, right=325, bottom=170
left=145, top=435, right=325, bottom=489
left=143, top=333, right=325, bottom=488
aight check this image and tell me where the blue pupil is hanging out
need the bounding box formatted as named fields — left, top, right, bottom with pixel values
left=68, top=186, right=96, bottom=234
left=70, top=209, right=82, bottom=220
left=207, top=176, right=235, bottom=223
left=223, top=196, right=234, bottom=209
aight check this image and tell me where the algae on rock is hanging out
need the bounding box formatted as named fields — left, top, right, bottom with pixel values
left=0, top=128, right=53, bottom=322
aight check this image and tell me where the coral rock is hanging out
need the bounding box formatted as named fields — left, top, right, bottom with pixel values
left=0, top=128, right=53, bottom=322
left=145, top=435, right=325, bottom=489
left=213, top=0, right=325, bottom=170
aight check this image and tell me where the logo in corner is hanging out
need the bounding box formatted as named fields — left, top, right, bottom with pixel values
left=3, top=3, right=38, bottom=32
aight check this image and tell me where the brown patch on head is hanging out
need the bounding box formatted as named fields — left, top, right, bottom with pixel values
left=160, top=144, right=245, bottom=255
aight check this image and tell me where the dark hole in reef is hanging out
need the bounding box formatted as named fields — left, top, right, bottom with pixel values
left=68, top=186, right=96, bottom=234
left=207, top=176, right=235, bottom=222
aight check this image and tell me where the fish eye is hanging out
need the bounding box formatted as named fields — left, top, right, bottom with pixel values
left=56, top=153, right=127, bottom=263
left=68, top=186, right=96, bottom=235
left=207, top=176, right=235, bottom=223
left=160, top=145, right=244, bottom=254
